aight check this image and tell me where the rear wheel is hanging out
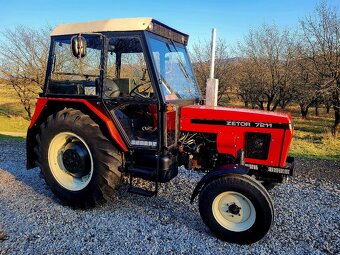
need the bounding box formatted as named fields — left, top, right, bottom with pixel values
left=199, top=174, right=274, bottom=244
left=35, top=108, right=121, bottom=207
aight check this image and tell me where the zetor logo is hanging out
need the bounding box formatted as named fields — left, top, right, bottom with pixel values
left=226, top=121, right=251, bottom=127
left=225, top=121, right=274, bottom=128
left=191, top=119, right=276, bottom=128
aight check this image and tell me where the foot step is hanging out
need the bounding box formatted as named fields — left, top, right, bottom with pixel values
left=128, top=186, right=155, bottom=197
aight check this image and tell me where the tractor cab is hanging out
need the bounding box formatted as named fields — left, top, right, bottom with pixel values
left=31, top=18, right=202, bottom=186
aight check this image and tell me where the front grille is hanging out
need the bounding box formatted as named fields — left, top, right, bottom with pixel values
left=245, top=132, right=271, bottom=160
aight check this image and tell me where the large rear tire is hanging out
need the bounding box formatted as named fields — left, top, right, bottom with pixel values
left=199, top=174, right=274, bottom=244
left=35, top=108, right=121, bottom=207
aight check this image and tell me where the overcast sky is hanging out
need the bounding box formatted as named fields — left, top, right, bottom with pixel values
left=1, top=0, right=339, bottom=47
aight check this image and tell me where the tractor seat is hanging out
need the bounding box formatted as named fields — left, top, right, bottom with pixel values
left=103, top=78, right=120, bottom=97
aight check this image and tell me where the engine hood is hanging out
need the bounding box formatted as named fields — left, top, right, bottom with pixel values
left=180, top=105, right=293, bottom=130
left=179, top=105, right=294, bottom=168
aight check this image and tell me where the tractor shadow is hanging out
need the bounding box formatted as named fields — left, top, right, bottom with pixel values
left=0, top=164, right=61, bottom=205
left=0, top=139, right=208, bottom=235
left=112, top=176, right=209, bottom=236
left=0, top=139, right=60, bottom=203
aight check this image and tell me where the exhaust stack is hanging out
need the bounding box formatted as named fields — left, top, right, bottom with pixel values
left=205, top=28, right=219, bottom=107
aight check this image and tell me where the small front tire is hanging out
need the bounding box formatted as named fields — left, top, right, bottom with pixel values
left=199, top=174, right=274, bottom=244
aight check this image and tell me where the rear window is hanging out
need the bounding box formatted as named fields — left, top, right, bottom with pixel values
left=47, top=35, right=102, bottom=96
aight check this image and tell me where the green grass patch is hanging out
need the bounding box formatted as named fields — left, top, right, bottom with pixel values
left=0, top=115, right=30, bottom=133
left=290, top=138, right=340, bottom=160
left=286, top=106, right=340, bottom=160
left=0, top=84, right=31, bottom=133
left=0, top=134, right=25, bottom=141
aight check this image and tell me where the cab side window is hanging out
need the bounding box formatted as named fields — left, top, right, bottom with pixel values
left=48, top=35, right=102, bottom=96
left=105, top=37, right=154, bottom=99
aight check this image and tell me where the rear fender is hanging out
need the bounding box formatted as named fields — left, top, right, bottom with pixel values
left=190, top=164, right=249, bottom=203
left=27, top=98, right=128, bottom=169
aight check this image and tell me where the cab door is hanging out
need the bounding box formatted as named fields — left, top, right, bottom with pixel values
left=103, top=36, right=160, bottom=150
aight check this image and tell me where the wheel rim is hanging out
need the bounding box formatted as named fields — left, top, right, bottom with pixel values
left=212, top=191, right=256, bottom=232
left=48, top=132, right=93, bottom=191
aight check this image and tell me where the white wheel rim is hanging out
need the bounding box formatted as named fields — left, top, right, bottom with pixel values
left=212, top=191, right=256, bottom=232
left=48, top=132, right=93, bottom=191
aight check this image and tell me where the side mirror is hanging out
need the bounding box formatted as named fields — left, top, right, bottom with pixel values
left=71, top=35, right=87, bottom=58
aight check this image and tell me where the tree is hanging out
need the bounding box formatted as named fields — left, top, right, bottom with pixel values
left=191, top=39, right=235, bottom=104
left=236, top=57, right=268, bottom=109
left=300, top=1, right=340, bottom=136
left=292, top=56, right=322, bottom=119
left=0, top=26, right=50, bottom=120
left=237, top=24, right=298, bottom=111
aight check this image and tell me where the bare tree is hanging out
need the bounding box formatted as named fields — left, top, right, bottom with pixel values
left=191, top=39, right=235, bottom=104
left=300, top=1, right=340, bottom=136
left=292, top=55, right=323, bottom=118
left=236, top=57, right=268, bottom=109
left=0, top=26, right=50, bottom=119
left=237, top=24, right=298, bottom=111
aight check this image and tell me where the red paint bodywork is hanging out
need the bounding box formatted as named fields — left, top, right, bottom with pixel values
left=30, top=98, right=293, bottom=168
left=29, top=98, right=128, bottom=152
left=180, top=105, right=293, bottom=168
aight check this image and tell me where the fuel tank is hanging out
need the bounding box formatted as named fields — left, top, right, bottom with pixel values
left=180, top=105, right=293, bottom=168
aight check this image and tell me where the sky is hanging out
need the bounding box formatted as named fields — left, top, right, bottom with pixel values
left=0, top=0, right=338, bottom=48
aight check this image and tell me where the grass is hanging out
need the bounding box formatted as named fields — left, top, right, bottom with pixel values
left=0, top=116, right=30, bottom=133
left=0, top=84, right=31, bottom=133
left=287, top=107, right=340, bottom=160
left=0, top=83, right=339, bottom=160
left=0, top=134, right=25, bottom=141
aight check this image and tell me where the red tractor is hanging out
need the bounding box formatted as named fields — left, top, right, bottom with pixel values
left=26, top=18, right=294, bottom=244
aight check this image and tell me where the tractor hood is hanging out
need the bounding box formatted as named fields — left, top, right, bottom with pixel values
left=180, top=105, right=293, bottom=131
left=180, top=105, right=294, bottom=168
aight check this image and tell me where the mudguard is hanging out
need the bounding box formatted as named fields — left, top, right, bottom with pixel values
left=26, top=98, right=128, bottom=169
left=190, top=164, right=249, bottom=203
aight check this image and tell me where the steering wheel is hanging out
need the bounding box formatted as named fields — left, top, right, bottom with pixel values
left=129, top=82, right=151, bottom=98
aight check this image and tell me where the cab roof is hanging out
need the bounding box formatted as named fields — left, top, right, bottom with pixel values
left=50, top=17, right=189, bottom=45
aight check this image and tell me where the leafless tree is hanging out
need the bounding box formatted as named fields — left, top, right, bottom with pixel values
left=191, top=39, right=236, bottom=104
left=237, top=24, right=298, bottom=111
left=0, top=26, right=50, bottom=120
left=291, top=55, right=323, bottom=118
left=300, top=1, right=340, bottom=136
left=235, top=57, right=268, bottom=109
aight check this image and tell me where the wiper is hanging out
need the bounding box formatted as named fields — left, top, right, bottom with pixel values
left=159, top=75, right=172, bottom=94
left=159, top=75, right=180, bottom=98
left=167, top=40, right=192, bottom=82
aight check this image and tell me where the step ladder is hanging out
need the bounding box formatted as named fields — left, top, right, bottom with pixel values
left=120, top=166, right=159, bottom=197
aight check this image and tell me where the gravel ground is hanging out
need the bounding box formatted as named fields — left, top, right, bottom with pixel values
left=0, top=139, right=339, bottom=255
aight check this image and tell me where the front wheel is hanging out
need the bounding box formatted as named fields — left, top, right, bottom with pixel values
left=199, top=174, right=274, bottom=244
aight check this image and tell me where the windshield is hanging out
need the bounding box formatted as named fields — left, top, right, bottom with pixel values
left=148, top=36, right=200, bottom=101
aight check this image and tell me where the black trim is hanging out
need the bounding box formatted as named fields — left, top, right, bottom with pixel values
left=278, top=128, right=287, bottom=167
left=149, top=19, right=189, bottom=45
left=191, top=119, right=290, bottom=129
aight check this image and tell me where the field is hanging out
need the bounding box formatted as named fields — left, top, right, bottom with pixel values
left=0, top=83, right=339, bottom=160
left=288, top=107, right=340, bottom=160
left=0, top=84, right=30, bottom=136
